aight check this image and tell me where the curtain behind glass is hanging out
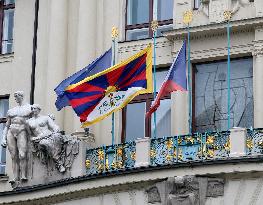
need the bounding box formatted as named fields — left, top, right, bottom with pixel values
left=0, top=99, right=8, bottom=165
left=125, top=102, right=146, bottom=142
left=157, top=0, right=173, bottom=21
left=127, top=0, right=149, bottom=25
left=2, top=8, right=14, bottom=54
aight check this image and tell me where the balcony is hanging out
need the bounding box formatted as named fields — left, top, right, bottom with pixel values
left=86, top=128, right=263, bottom=175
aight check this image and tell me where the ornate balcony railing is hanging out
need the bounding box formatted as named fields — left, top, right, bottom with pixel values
left=86, top=141, right=136, bottom=175
left=150, top=131, right=230, bottom=166
left=85, top=128, right=263, bottom=175
left=246, top=128, right=263, bottom=155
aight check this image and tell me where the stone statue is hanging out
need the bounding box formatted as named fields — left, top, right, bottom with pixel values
left=1, top=91, right=32, bottom=182
left=26, top=104, right=79, bottom=173
left=145, top=176, right=224, bottom=205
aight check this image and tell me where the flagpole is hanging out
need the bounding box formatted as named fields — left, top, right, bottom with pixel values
left=151, top=20, right=158, bottom=139
left=183, top=11, right=193, bottom=134
left=224, top=11, right=232, bottom=130
left=111, top=27, right=118, bottom=146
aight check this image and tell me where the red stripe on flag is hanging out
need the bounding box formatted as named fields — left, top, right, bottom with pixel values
left=69, top=94, right=102, bottom=108
left=119, top=70, right=146, bottom=89
left=119, top=54, right=146, bottom=84
left=106, top=66, right=125, bottom=87
left=146, top=80, right=185, bottom=118
left=67, top=83, right=105, bottom=93
left=79, top=103, right=98, bottom=122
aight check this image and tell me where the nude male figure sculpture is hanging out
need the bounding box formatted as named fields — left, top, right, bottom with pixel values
left=1, top=91, right=32, bottom=182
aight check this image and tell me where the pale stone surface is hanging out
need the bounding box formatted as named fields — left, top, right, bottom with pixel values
left=171, top=91, right=189, bottom=136
left=135, top=137, right=151, bottom=168
left=229, top=127, right=247, bottom=157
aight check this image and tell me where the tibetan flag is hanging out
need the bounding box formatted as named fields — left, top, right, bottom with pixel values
left=54, top=48, right=112, bottom=111
left=146, top=41, right=187, bottom=118
left=65, top=45, right=152, bottom=127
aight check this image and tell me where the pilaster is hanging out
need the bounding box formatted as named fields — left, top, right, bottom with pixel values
left=253, top=26, right=263, bottom=128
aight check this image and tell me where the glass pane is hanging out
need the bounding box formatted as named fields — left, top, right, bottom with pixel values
left=151, top=99, right=171, bottom=138
left=4, top=0, right=15, bottom=5
left=156, top=24, right=173, bottom=37
left=157, top=0, right=173, bottom=21
left=125, top=102, right=146, bottom=141
left=0, top=98, right=8, bottom=118
left=127, top=0, right=149, bottom=25
left=2, top=9, right=14, bottom=54
left=155, top=69, right=168, bottom=92
left=194, top=58, right=253, bottom=133
left=194, top=0, right=200, bottom=9
left=126, top=28, right=149, bottom=41
left=0, top=123, right=6, bottom=164
left=0, top=98, right=8, bottom=166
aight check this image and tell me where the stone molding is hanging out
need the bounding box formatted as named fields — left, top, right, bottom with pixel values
left=2, top=159, right=263, bottom=204
left=164, top=17, right=263, bottom=41
left=0, top=53, right=14, bottom=63
left=118, top=38, right=171, bottom=54
left=253, top=40, right=263, bottom=56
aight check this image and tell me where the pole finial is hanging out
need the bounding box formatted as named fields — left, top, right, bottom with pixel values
left=223, top=10, right=232, bottom=21
left=151, top=20, right=159, bottom=32
left=183, top=10, right=193, bottom=25
left=111, top=26, right=119, bottom=39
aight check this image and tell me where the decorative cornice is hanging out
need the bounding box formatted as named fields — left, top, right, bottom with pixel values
left=164, top=17, right=263, bottom=41
left=118, top=38, right=171, bottom=54
left=2, top=157, right=263, bottom=204
left=252, top=40, right=263, bottom=56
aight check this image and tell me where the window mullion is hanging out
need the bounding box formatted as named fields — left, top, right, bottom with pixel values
left=0, top=1, right=4, bottom=54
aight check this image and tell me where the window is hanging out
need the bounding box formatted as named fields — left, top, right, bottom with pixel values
left=194, top=0, right=201, bottom=9
left=193, top=58, right=253, bottom=133
left=126, top=0, right=173, bottom=41
left=122, top=69, right=171, bottom=142
left=0, top=96, right=8, bottom=175
left=0, top=0, right=15, bottom=54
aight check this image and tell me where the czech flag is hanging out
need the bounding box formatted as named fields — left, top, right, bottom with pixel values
left=146, top=41, right=187, bottom=118
left=65, top=45, right=152, bottom=127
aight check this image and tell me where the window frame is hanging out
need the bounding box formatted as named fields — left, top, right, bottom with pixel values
left=121, top=93, right=171, bottom=142
left=0, top=94, right=9, bottom=175
left=0, top=0, right=15, bottom=55
left=121, top=62, right=172, bottom=142
left=192, top=56, right=254, bottom=133
left=125, top=0, right=173, bottom=41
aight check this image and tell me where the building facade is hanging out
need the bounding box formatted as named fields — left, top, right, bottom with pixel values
left=1, top=0, right=263, bottom=204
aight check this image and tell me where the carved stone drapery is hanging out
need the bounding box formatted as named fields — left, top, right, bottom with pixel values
left=145, top=176, right=224, bottom=205
left=200, top=0, right=252, bottom=23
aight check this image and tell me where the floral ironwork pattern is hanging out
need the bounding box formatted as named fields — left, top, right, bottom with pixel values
left=246, top=128, right=263, bottom=155
left=86, top=141, right=136, bottom=175
left=150, top=131, right=230, bottom=166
